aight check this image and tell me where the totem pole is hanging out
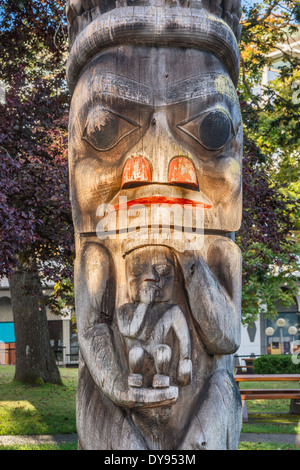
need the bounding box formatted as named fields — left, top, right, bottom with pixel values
left=66, top=0, right=243, bottom=450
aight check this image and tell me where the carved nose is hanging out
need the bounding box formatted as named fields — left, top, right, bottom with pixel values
left=168, top=157, right=198, bottom=189
left=121, top=156, right=152, bottom=188
left=143, top=266, right=160, bottom=283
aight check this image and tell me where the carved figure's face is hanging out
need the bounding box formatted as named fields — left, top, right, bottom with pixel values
left=126, top=246, right=175, bottom=303
left=69, top=46, right=242, bottom=234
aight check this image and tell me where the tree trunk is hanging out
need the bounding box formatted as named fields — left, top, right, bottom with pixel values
left=8, top=265, right=62, bottom=386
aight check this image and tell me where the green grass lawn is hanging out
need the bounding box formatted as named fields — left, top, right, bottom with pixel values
left=0, top=442, right=78, bottom=450
left=239, top=380, right=300, bottom=435
left=0, top=366, right=299, bottom=450
left=0, top=365, right=77, bottom=436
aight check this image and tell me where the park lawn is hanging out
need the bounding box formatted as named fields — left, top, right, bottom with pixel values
left=239, top=380, right=300, bottom=435
left=0, top=442, right=78, bottom=450
left=0, top=442, right=298, bottom=451
left=0, top=366, right=299, bottom=450
left=239, top=442, right=299, bottom=451
left=0, top=366, right=77, bottom=436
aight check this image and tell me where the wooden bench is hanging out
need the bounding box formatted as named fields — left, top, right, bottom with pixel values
left=235, top=374, right=300, bottom=423
left=234, top=357, right=256, bottom=374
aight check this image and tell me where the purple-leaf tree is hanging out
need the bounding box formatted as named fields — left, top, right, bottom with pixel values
left=0, top=1, right=72, bottom=385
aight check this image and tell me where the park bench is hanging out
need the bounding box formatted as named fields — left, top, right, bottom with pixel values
left=235, top=374, right=300, bottom=423
left=234, top=356, right=258, bottom=374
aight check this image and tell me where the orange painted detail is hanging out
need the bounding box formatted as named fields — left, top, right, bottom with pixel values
left=108, top=197, right=212, bottom=212
left=168, top=157, right=198, bottom=189
left=122, top=156, right=152, bottom=188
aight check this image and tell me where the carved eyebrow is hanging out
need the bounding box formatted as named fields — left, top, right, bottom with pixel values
left=154, top=259, right=175, bottom=269
left=91, top=73, right=153, bottom=105
left=90, top=72, right=238, bottom=106
left=167, top=73, right=239, bottom=105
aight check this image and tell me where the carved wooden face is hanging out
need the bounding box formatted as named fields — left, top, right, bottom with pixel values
left=126, top=246, right=175, bottom=303
left=69, top=46, right=242, bottom=235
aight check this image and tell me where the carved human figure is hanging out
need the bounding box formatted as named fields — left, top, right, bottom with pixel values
left=66, top=0, right=244, bottom=450
left=117, top=246, right=192, bottom=389
left=75, top=238, right=242, bottom=449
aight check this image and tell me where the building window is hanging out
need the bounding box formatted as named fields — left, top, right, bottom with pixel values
left=0, top=296, right=12, bottom=322
left=266, top=311, right=299, bottom=355
left=48, top=320, right=63, bottom=361
left=0, top=322, right=15, bottom=343
left=70, top=323, right=78, bottom=362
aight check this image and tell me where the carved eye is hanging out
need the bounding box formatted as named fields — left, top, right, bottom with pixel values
left=177, top=110, right=233, bottom=151
left=154, top=264, right=172, bottom=277
left=83, top=106, right=140, bottom=151
left=130, top=264, right=145, bottom=278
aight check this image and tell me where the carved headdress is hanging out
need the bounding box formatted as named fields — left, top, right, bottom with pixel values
left=66, top=0, right=242, bottom=93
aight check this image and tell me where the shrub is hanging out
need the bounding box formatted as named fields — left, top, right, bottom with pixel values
left=253, top=355, right=300, bottom=374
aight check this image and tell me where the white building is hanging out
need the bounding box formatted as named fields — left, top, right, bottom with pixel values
left=236, top=31, right=300, bottom=367
left=0, top=277, right=77, bottom=366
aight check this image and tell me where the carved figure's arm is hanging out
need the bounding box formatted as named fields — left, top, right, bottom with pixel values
left=76, top=242, right=177, bottom=408
left=79, top=322, right=137, bottom=408
left=117, top=279, right=160, bottom=338
left=154, top=306, right=191, bottom=360
left=117, top=303, right=148, bottom=339
left=75, top=243, right=135, bottom=407
left=180, top=238, right=241, bottom=355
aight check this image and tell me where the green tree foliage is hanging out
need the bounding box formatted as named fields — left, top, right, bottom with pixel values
left=253, top=354, right=300, bottom=374
left=0, top=0, right=299, bottom=327
left=0, top=1, right=71, bottom=384
left=237, top=1, right=300, bottom=324
left=0, top=1, right=73, bottom=284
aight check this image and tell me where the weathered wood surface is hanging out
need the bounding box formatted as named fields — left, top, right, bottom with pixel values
left=67, top=0, right=243, bottom=450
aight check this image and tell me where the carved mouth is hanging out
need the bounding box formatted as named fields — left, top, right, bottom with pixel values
left=107, top=184, right=213, bottom=214
left=108, top=196, right=212, bottom=213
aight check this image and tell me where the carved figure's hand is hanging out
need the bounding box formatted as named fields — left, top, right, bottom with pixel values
left=129, top=386, right=178, bottom=409
left=139, top=283, right=159, bottom=305
left=177, top=358, right=192, bottom=386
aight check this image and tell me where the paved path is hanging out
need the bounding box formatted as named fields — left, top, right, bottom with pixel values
left=0, top=434, right=78, bottom=446
left=240, top=433, right=300, bottom=445
left=0, top=433, right=299, bottom=447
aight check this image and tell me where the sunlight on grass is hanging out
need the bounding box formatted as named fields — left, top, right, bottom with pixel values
left=0, top=401, right=40, bottom=435
left=0, top=366, right=299, bottom=450
left=0, top=366, right=77, bottom=435
left=0, top=442, right=78, bottom=450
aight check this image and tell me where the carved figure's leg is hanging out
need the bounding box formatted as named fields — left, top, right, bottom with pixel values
left=178, top=370, right=242, bottom=450
left=152, top=344, right=172, bottom=389
left=152, top=306, right=192, bottom=385
left=128, top=346, right=144, bottom=388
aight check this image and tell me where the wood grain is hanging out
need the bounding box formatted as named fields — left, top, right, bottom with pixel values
left=67, top=1, right=243, bottom=450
